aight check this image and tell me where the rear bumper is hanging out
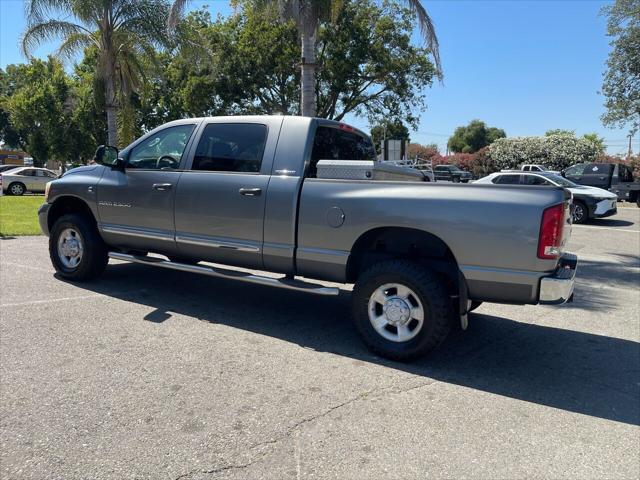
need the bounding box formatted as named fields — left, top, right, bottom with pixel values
left=38, top=203, right=51, bottom=236
left=539, top=253, right=578, bottom=305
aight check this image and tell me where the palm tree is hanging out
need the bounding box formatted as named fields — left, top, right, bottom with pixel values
left=22, top=0, right=167, bottom=147
left=168, top=0, right=441, bottom=118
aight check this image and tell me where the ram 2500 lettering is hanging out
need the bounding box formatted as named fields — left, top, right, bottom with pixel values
left=39, top=116, right=577, bottom=361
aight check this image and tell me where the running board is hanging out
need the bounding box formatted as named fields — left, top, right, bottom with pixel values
left=108, top=252, right=340, bottom=296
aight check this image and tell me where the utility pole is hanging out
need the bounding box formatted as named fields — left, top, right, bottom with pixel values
left=627, top=134, right=633, bottom=160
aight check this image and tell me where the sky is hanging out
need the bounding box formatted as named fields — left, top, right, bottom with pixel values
left=0, top=0, right=636, bottom=155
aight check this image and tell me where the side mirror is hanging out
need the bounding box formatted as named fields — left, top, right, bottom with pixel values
left=94, top=145, right=120, bottom=167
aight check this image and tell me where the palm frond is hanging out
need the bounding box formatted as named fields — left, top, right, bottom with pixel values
left=24, top=0, right=71, bottom=24
left=54, top=31, right=96, bottom=60
left=21, top=19, right=90, bottom=57
left=403, top=0, right=442, bottom=79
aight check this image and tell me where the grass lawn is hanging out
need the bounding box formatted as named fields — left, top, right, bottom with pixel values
left=0, top=195, right=44, bottom=236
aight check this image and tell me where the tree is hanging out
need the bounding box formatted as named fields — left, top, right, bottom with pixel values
left=545, top=129, right=575, bottom=137
left=448, top=119, right=506, bottom=153
left=582, top=132, right=606, bottom=154
left=158, top=3, right=436, bottom=128
left=370, top=121, right=409, bottom=155
left=22, top=0, right=168, bottom=147
left=169, top=0, right=442, bottom=117
left=601, top=0, right=640, bottom=136
left=1, top=58, right=95, bottom=167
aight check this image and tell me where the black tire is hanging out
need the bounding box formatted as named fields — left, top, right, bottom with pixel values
left=468, top=301, right=482, bottom=312
left=8, top=182, right=25, bottom=196
left=452, top=177, right=461, bottom=183
left=49, top=213, right=108, bottom=280
left=572, top=200, right=588, bottom=224
left=351, top=260, right=452, bottom=362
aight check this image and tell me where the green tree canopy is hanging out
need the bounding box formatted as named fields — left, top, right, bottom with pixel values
left=448, top=119, right=506, bottom=153
left=601, top=0, right=640, bottom=135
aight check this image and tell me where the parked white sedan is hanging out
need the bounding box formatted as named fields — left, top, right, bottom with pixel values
left=1, top=167, right=58, bottom=195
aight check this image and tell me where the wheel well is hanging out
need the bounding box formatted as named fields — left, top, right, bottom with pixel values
left=47, top=196, right=97, bottom=231
left=346, top=227, right=460, bottom=292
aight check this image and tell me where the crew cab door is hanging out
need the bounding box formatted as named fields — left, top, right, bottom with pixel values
left=174, top=118, right=281, bottom=269
left=97, top=122, right=198, bottom=253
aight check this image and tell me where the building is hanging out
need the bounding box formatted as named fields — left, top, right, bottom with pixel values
left=0, top=149, right=30, bottom=166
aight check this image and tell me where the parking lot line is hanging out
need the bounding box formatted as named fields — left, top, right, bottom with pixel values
left=572, top=225, right=640, bottom=233
left=0, top=294, right=105, bottom=308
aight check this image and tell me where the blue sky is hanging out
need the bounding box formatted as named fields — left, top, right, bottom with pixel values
left=0, top=0, right=634, bottom=154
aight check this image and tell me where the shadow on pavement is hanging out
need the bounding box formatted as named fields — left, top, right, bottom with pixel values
left=61, top=262, right=640, bottom=426
left=589, top=218, right=635, bottom=227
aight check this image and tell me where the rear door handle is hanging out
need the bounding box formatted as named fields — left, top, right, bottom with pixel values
left=239, top=187, right=262, bottom=196
left=152, top=183, right=173, bottom=191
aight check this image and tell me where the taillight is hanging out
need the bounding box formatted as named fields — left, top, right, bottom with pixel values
left=538, top=203, right=565, bottom=259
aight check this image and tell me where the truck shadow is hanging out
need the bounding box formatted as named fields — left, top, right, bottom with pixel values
left=63, top=262, right=640, bottom=427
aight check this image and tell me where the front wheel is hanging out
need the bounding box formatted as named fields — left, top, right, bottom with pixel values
left=351, top=260, right=452, bottom=362
left=572, top=200, right=588, bottom=224
left=49, top=213, right=108, bottom=280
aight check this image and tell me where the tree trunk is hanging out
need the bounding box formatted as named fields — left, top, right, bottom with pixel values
left=103, top=55, right=118, bottom=147
left=299, top=18, right=317, bottom=117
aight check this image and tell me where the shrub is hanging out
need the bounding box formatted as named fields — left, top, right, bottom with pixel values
left=488, top=135, right=600, bottom=171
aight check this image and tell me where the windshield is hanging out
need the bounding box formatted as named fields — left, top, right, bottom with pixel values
left=544, top=173, right=578, bottom=187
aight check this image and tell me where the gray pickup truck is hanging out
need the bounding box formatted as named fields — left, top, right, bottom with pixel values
left=39, top=116, right=577, bottom=361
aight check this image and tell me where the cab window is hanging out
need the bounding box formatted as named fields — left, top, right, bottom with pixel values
left=128, top=124, right=196, bottom=170
left=192, top=123, right=267, bottom=173
left=309, top=126, right=375, bottom=177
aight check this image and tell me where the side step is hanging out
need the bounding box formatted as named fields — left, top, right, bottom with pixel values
left=108, top=252, right=340, bottom=296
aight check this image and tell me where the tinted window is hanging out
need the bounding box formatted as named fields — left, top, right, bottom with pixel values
left=309, top=126, right=375, bottom=177
left=493, top=175, right=520, bottom=184
left=128, top=124, right=195, bottom=170
left=18, top=169, right=36, bottom=176
left=192, top=123, right=267, bottom=173
left=523, top=175, right=551, bottom=185
left=38, top=170, right=56, bottom=178
left=564, top=164, right=586, bottom=176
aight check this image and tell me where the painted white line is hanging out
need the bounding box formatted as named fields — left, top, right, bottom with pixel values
left=0, top=294, right=104, bottom=308
left=572, top=225, right=640, bottom=233
left=0, top=261, right=52, bottom=273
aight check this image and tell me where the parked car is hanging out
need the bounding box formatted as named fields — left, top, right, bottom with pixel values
left=562, top=162, right=640, bottom=206
left=519, top=164, right=560, bottom=174
left=39, top=116, right=577, bottom=361
left=433, top=164, right=473, bottom=183
left=1, top=167, right=58, bottom=195
left=0, top=165, right=21, bottom=173
left=475, top=171, right=618, bottom=223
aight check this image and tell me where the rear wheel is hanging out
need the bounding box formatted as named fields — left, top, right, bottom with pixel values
left=572, top=200, right=588, bottom=224
left=352, top=260, right=452, bottom=362
left=8, top=182, right=25, bottom=196
left=49, top=213, right=108, bottom=280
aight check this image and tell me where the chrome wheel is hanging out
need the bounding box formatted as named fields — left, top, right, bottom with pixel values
left=573, top=203, right=585, bottom=223
left=368, top=283, right=425, bottom=343
left=10, top=183, right=24, bottom=195
left=57, top=228, right=84, bottom=269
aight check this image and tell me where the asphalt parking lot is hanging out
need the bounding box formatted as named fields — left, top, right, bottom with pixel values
left=1, top=207, right=639, bottom=479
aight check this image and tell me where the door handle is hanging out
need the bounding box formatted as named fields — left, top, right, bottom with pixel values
left=152, top=183, right=173, bottom=191
left=239, top=187, right=262, bottom=196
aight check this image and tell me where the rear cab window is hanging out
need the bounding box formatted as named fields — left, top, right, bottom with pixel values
left=309, top=125, right=375, bottom=178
